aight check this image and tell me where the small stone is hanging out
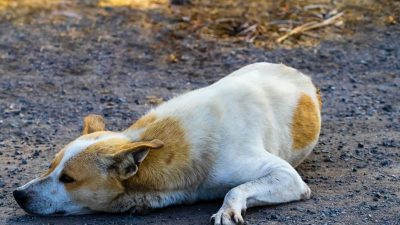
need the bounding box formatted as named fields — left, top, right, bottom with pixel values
left=33, top=150, right=40, bottom=157
left=370, top=205, right=378, bottom=210
left=323, top=158, right=334, bottom=163
left=306, top=209, right=316, bottom=214
left=380, top=160, right=391, bottom=166
left=0, top=180, right=5, bottom=188
left=381, top=140, right=397, bottom=147
left=382, top=105, right=393, bottom=112
left=270, top=214, right=278, bottom=220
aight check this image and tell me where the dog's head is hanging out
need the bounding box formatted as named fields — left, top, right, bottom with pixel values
left=13, top=114, right=164, bottom=215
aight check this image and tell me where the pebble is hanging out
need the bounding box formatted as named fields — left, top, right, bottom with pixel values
left=382, top=105, right=393, bottom=112
left=381, top=140, right=397, bottom=147
left=380, top=160, right=391, bottom=166
left=370, top=205, right=378, bottom=210
left=32, top=150, right=40, bottom=157
left=269, top=214, right=278, bottom=220
left=323, top=158, right=334, bottom=163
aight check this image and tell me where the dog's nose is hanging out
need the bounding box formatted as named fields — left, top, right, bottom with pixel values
left=13, top=189, right=29, bottom=205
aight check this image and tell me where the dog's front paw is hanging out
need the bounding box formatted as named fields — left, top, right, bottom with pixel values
left=210, top=206, right=245, bottom=225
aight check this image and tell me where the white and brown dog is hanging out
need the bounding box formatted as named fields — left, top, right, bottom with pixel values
left=14, top=62, right=321, bottom=225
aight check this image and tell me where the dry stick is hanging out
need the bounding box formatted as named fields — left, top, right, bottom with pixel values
left=276, top=12, right=344, bottom=43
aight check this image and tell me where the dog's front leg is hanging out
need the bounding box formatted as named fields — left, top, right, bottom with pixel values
left=210, top=154, right=311, bottom=225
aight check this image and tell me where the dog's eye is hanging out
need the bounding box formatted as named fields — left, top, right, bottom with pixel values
left=59, top=174, right=75, bottom=183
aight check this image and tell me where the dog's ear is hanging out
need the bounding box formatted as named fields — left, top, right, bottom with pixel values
left=103, top=139, right=164, bottom=180
left=82, top=114, right=106, bottom=135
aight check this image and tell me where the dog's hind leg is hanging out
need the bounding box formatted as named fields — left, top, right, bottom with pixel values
left=210, top=153, right=311, bottom=225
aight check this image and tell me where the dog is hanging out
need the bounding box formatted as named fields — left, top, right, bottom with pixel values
left=14, top=62, right=321, bottom=225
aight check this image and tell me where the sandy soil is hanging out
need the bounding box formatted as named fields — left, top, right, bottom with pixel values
left=0, top=1, right=399, bottom=224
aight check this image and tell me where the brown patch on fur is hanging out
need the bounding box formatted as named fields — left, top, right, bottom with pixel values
left=165, top=152, right=174, bottom=165
left=124, top=117, right=206, bottom=191
left=291, top=93, right=321, bottom=150
left=62, top=148, right=125, bottom=210
left=82, top=114, right=106, bottom=135
left=62, top=137, right=163, bottom=187
left=130, top=114, right=157, bottom=129
left=111, top=140, right=164, bottom=156
left=63, top=152, right=121, bottom=192
left=42, top=131, right=115, bottom=177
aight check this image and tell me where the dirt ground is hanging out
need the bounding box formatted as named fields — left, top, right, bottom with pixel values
left=0, top=1, right=399, bottom=224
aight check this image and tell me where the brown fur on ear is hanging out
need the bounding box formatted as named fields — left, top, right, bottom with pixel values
left=82, top=114, right=106, bottom=135
left=111, top=139, right=164, bottom=158
left=104, top=139, right=165, bottom=180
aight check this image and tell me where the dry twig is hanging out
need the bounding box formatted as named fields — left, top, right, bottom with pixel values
left=276, top=12, right=344, bottom=43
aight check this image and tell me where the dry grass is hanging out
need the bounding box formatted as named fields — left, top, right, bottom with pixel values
left=170, top=0, right=398, bottom=48
left=0, top=0, right=398, bottom=48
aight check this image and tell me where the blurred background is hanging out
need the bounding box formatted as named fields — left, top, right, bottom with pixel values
left=0, top=0, right=398, bottom=47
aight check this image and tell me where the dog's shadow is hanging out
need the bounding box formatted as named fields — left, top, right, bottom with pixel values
left=8, top=201, right=222, bottom=225
left=8, top=213, right=128, bottom=225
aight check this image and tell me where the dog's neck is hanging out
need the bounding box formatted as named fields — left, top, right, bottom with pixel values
left=108, top=189, right=196, bottom=214
left=122, top=114, right=209, bottom=192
